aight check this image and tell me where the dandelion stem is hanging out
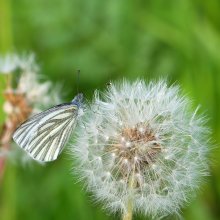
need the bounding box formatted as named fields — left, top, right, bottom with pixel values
left=122, top=199, right=133, bottom=220
left=122, top=169, right=136, bottom=220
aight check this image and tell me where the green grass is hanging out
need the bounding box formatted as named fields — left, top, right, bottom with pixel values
left=1, top=0, right=220, bottom=219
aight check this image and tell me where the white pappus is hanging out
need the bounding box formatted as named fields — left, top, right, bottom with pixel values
left=71, top=79, right=209, bottom=219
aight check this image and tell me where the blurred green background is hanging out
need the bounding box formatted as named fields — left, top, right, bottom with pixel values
left=0, top=0, right=220, bottom=219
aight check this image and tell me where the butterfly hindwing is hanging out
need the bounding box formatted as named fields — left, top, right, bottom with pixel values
left=13, top=103, right=79, bottom=162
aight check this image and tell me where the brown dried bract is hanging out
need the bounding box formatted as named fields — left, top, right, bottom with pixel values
left=0, top=89, right=32, bottom=181
left=4, top=89, right=32, bottom=126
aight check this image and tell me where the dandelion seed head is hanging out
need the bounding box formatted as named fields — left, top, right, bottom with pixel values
left=1, top=53, right=61, bottom=165
left=72, top=79, right=210, bottom=218
left=0, top=54, right=18, bottom=74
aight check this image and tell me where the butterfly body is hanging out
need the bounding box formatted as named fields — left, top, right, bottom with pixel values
left=13, top=93, right=83, bottom=162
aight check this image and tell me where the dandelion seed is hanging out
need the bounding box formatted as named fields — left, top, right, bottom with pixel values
left=123, top=158, right=128, bottom=164
left=121, top=137, right=126, bottom=142
left=111, top=153, right=116, bottom=158
left=105, top=135, right=110, bottom=141
left=0, top=53, right=61, bottom=166
left=0, top=54, right=18, bottom=74
left=72, top=79, right=210, bottom=219
left=125, top=141, right=131, bottom=147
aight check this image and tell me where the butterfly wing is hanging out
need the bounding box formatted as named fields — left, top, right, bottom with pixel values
left=13, top=103, right=79, bottom=162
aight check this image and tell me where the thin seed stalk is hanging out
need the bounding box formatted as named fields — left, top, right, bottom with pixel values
left=122, top=198, right=133, bottom=220
left=122, top=169, right=136, bottom=220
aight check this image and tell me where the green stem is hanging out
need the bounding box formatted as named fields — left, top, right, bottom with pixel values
left=122, top=169, right=136, bottom=220
left=122, top=199, right=133, bottom=220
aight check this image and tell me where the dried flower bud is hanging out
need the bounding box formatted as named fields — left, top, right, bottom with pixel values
left=72, top=80, right=209, bottom=219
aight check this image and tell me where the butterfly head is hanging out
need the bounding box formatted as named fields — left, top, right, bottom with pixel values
left=71, top=93, right=84, bottom=108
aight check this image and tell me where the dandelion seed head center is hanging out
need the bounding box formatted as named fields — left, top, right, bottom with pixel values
left=106, top=122, right=162, bottom=182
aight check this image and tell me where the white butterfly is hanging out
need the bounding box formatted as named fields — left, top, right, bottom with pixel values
left=13, top=93, right=83, bottom=162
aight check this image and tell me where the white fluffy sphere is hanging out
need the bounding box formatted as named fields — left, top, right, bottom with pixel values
left=71, top=80, right=209, bottom=219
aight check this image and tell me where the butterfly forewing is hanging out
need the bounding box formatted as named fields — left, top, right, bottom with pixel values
left=13, top=103, right=79, bottom=162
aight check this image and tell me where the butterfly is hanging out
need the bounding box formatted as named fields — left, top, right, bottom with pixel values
left=13, top=93, right=84, bottom=162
